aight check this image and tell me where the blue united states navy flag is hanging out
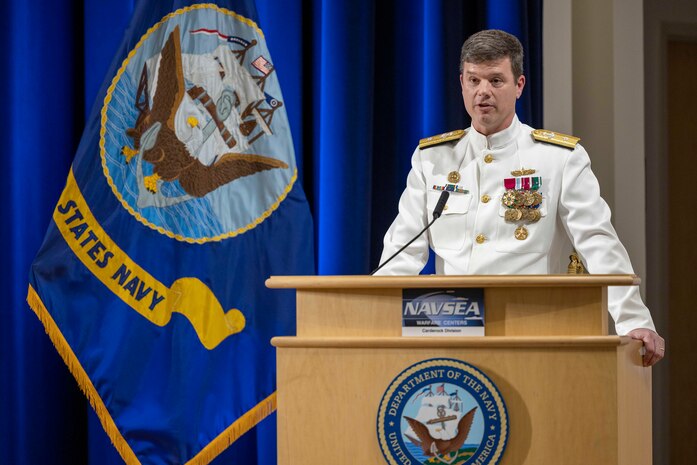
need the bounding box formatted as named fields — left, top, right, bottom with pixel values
left=27, top=2, right=313, bottom=464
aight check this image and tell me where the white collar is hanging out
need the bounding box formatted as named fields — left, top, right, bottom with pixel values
left=468, top=115, right=521, bottom=151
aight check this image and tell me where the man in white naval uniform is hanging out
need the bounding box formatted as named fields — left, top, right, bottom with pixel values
left=376, top=30, right=665, bottom=367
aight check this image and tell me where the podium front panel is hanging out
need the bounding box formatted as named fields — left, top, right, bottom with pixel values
left=274, top=338, right=650, bottom=465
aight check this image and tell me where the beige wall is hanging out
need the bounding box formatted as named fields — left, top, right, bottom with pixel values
left=544, top=0, right=647, bottom=294
left=545, top=1, right=697, bottom=463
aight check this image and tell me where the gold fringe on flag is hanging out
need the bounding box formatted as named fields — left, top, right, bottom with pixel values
left=26, top=284, right=140, bottom=465
left=27, top=284, right=276, bottom=465
left=186, top=392, right=277, bottom=465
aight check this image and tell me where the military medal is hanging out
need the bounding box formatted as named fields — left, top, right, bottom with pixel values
left=523, top=192, right=535, bottom=206
left=448, top=171, right=461, bottom=183
left=523, top=209, right=541, bottom=222
left=505, top=209, right=523, bottom=222
left=532, top=191, right=543, bottom=206
left=514, top=225, right=529, bottom=240
left=514, top=191, right=525, bottom=206
left=502, top=172, right=543, bottom=229
left=502, top=190, right=517, bottom=207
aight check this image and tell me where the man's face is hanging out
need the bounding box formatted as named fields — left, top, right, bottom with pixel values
left=460, top=58, right=525, bottom=136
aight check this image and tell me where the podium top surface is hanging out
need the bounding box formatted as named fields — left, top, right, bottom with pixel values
left=266, top=274, right=640, bottom=289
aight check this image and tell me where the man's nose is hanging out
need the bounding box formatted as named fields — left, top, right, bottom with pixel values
left=477, top=81, right=493, bottom=96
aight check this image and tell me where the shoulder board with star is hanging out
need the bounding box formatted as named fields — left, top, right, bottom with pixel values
left=418, top=129, right=466, bottom=149
left=531, top=129, right=580, bottom=149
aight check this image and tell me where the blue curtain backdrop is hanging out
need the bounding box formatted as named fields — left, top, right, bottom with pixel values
left=0, top=0, right=542, bottom=464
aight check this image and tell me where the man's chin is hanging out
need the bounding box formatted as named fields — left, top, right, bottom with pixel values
left=474, top=109, right=496, bottom=120
left=474, top=116, right=496, bottom=128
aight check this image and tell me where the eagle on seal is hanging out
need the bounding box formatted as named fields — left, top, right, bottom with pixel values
left=122, top=25, right=287, bottom=198
left=403, top=406, right=477, bottom=458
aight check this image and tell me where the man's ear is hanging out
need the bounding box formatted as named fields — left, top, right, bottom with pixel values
left=516, top=75, right=526, bottom=99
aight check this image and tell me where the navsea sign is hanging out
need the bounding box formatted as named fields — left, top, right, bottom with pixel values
left=402, top=288, right=485, bottom=336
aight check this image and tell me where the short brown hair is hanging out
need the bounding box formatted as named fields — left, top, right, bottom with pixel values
left=460, top=30, right=524, bottom=78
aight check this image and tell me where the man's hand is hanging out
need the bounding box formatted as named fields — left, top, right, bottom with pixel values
left=628, top=328, right=665, bottom=367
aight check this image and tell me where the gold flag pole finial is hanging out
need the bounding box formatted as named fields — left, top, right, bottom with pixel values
left=567, top=251, right=586, bottom=274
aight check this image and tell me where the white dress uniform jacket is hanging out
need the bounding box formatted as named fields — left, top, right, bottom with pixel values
left=376, top=116, right=655, bottom=335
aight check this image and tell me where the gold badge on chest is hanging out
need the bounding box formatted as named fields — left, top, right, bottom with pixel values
left=447, top=171, right=461, bottom=183
left=514, top=225, right=529, bottom=240
left=510, top=168, right=536, bottom=176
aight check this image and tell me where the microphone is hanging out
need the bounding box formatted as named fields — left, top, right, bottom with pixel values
left=432, top=190, right=450, bottom=219
left=370, top=190, right=450, bottom=275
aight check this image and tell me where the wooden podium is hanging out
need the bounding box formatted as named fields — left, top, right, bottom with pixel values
left=268, top=275, right=651, bottom=465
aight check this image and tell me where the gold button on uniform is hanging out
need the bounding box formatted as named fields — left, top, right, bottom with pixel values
left=481, top=194, right=491, bottom=203
left=484, top=154, right=494, bottom=163
left=475, top=234, right=486, bottom=244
